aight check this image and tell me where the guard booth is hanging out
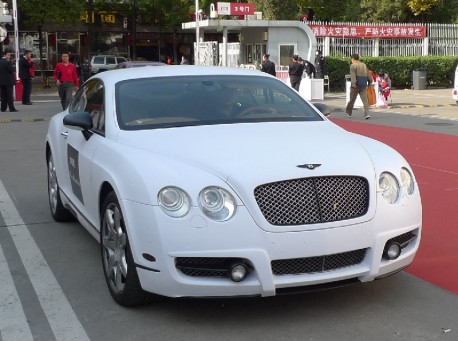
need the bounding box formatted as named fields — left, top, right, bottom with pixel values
left=182, top=4, right=317, bottom=68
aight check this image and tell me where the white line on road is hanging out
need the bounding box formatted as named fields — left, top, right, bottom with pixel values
left=0, top=244, right=34, bottom=341
left=0, top=180, right=90, bottom=341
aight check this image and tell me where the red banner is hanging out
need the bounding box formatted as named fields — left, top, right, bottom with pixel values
left=308, top=24, right=426, bottom=39
left=230, top=3, right=254, bottom=15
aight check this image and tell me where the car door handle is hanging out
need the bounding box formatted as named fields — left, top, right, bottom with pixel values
left=61, top=131, right=69, bottom=138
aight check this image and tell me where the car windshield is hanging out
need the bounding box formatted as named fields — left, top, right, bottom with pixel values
left=115, top=75, right=323, bottom=130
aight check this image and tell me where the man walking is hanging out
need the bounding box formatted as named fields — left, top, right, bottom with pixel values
left=54, top=52, right=79, bottom=110
left=345, top=53, right=373, bottom=120
left=19, top=49, right=34, bottom=105
left=0, top=50, right=18, bottom=112
left=261, top=54, right=276, bottom=76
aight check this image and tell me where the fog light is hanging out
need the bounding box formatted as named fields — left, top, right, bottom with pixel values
left=230, top=263, right=248, bottom=282
left=383, top=242, right=402, bottom=260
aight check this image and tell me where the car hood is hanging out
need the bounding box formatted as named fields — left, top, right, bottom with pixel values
left=117, top=121, right=375, bottom=180
left=116, top=121, right=379, bottom=231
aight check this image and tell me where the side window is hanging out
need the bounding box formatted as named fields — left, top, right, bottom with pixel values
left=106, top=57, right=116, bottom=65
left=93, top=57, right=104, bottom=64
left=69, top=80, right=105, bottom=133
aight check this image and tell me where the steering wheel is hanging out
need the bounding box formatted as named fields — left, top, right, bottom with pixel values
left=236, top=106, right=277, bottom=118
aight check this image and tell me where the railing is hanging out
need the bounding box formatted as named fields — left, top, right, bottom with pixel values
left=308, top=21, right=458, bottom=57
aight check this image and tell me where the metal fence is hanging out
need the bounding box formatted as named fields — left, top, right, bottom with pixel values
left=310, top=21, right=458, bottom=57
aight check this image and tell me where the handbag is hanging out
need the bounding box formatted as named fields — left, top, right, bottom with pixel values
left=367, top=85, right=376, bottom=106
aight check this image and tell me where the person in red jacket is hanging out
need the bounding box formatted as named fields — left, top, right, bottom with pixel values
left=54, top=52, right=79, bottom=110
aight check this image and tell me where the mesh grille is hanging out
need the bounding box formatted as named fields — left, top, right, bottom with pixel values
left=272, top=248, right=367, bottom=275
left=254, top=176, right=369, bottom=225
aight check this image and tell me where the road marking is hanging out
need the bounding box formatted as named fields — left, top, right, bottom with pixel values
left=0, top=245, right=34, bottom=341
left=0, top=180, right=90, bottom=341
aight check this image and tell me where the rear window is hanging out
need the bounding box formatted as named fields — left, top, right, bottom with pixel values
left=115, top=75, right=323, bottom=130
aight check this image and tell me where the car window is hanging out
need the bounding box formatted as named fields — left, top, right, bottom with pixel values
left=70, top=79, right=105, bottom=133
left=93, top=57, right=104, bottom=64
left=117, top=57, right=128, bottom=64
left=115, top=75, right=323, bottom=130
left=106, top=57, right=116, bottom=65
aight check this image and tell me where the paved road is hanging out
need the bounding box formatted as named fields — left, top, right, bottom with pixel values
left=0, top=86, right=457, bottom=341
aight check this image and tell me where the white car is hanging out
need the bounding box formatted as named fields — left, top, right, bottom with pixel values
left=46, top=66, right=422, bottom=306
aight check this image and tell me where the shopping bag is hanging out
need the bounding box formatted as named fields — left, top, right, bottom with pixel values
left=367, top=86, right=376, bottom=106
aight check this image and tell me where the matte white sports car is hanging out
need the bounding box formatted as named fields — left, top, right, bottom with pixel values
left=46, top=66, right=422, bottom=306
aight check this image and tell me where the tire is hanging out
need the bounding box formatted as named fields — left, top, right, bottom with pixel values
left=47, top=151, right=74, bottom=222
left=100, top=191, right=156, bottom=306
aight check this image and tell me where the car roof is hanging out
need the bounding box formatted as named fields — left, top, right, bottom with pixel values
left=92, top=55, right=126, bottom=58
left=94, top=65, right=270, bottom=83
left=118, top=61, right=166, bottom=67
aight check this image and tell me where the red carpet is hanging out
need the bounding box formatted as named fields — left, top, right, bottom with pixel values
left=332, top=119, right=458, bottom=294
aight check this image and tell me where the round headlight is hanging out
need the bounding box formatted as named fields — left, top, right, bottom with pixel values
left=158, top=187, right=190, bottom=218
left=379, top=172, right=400, bottom=204
left=400, top=167, right=415, bottom=195
left=198, top=187, right=236, bottom=221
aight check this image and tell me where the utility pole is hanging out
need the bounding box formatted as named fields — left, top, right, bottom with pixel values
left=131, top=0, right=137, bottom=60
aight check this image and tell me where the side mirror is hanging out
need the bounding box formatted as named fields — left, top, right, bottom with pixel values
left=63, top=112, right=94, bottom=140
left=313, top=103, right=332, bottom=116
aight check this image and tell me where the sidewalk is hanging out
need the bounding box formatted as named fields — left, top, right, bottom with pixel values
left=312, top=87, right=458, bottom=120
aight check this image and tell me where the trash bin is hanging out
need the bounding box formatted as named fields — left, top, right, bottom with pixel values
left=412, top=69, right=427, bottom=90
left=345, top=74, right=363, bottom=107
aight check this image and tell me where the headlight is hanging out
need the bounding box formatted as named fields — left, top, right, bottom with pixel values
left=198, top=187, right=236, bottom=221
left=400, top=167, right=415, bottom=195
left=158, top=187, right=190, bottom=218
left=379, top=172, right=400, bottom=204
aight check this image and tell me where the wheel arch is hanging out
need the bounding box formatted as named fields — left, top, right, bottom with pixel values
left=99, top=181, right=115, bottom=221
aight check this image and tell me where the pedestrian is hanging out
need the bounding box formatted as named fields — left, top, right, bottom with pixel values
left=260, top=53, right=276, bottom=76
left=345, top=53, right=373, bottom=120
left=376, top=70, right=391, bottom=101
left=288, top=55, right=304, bottom=91
left=0, top=50, right=18, bottom=112
left=19, top=49, right=34, bottom=105
left=81, top=57, right=91, bottom=82
left=180, top=55, right=190, bottom=65
left=314, top=50, right=325, bottom=79
left=54, top=52, right=79, bottom=110
left=303, top=59, right=316, bottom=78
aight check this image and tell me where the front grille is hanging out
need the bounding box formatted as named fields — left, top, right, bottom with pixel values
left=272, top=248, right=367, bottom=275
left=254, top=176, right=369, bottom=225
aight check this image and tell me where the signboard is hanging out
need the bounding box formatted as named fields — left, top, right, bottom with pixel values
left=217, top=2, right=254, bottom=16
left=308, top=24, right=426, bottom=39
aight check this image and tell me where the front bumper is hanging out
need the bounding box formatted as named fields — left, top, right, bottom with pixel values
left=121, top=195, right=421, bottom=298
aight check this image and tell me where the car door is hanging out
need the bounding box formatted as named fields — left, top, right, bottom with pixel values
left=63, top=79, right=106, bottom=229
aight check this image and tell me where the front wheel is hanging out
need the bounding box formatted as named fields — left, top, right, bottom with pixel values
left=100, top=191, right=156, bottom=306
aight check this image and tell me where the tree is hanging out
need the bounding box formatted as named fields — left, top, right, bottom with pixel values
left=251, top=0, right=299, bottom=20
left=407, top=0, right=440, bottom=16
left=17, top=0, right=86, bottom=76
